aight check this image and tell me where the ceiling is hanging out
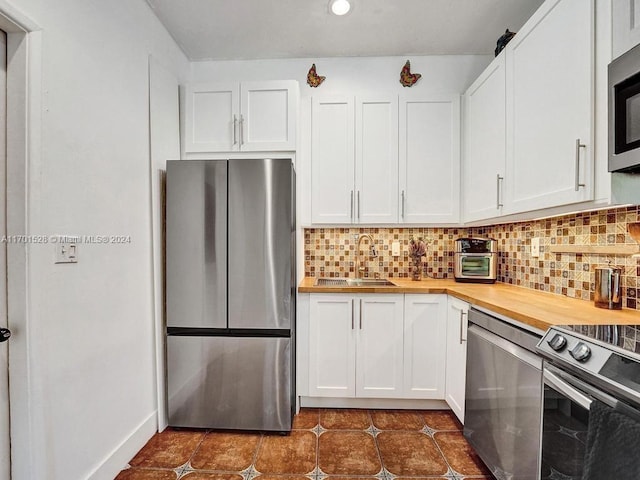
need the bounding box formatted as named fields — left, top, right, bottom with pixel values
left=145, top=0, right=545, bottom=61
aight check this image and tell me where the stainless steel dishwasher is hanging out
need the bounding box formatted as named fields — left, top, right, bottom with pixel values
left=464, top=307, right=543, bottom=480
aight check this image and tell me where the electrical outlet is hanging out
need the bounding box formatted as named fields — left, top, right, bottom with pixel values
left=531, top=237, right=540, bottom=258
left=392, top=241, right=400, bottom=256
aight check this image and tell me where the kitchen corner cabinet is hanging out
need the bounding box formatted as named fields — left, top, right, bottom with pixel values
left=184, top=80, right=297, bottom=153
left=504, top=0, right=594, bottom=213
left=311, top=96, right=398, bottom=224
left=308, top=294, right=404, bottom=398
left=399, top=95, right=461, bottom=224
left=445, top=296, right=469, bottom=423
left=462, top=55, right=506, bottom=222
left=403, top=294, right=447, bottom=399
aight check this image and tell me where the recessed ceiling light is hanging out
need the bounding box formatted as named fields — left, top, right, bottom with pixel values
left=329, top=0, right=351, bottom=16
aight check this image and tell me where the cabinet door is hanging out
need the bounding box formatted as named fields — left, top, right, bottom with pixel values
left=240, top=81, right=297, bottom=151
left=505, top=0, right=593, bottom=214
left=463, top=56, right=506, bottom=222
left=399, top=95, right=461, bottom=223
left=308, top=295, right=356, bottom=397
left=445, top=297, right=469, bottom=423
left=403, top=294, right=447, bottom=399
left=311, top=97, right=355, bottom=224
left=184, top=82, right=239, bottom=152
left=355, top=96, right=399, bottom=223
left=613, top=0, right=640, bottom=59
left=355, top=295, right=404, bottom=398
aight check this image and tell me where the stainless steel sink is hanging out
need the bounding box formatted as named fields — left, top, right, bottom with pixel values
left=314, top=277, right=396, bottom=287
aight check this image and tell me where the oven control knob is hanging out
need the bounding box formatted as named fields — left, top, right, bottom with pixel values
left=547, top=334, right=567, bottom=351
left=569, top=342, right=591, bottom=362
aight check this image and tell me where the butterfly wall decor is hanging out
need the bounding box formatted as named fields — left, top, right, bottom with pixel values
left=399, top=60, right=421, bottom=87
left=307, top=63, right=326, bottom=88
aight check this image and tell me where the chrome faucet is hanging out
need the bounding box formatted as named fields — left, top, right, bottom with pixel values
left=355, top=234, right=378, bottom=278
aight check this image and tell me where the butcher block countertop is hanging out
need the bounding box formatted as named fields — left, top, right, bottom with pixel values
left=298, top=277, right=640, bottom=332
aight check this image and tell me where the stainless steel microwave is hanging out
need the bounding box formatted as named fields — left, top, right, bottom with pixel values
left=609, top=43, right=640, bottom=173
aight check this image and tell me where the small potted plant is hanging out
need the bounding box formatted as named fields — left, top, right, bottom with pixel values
left=408, top=236, right=431, bottom=281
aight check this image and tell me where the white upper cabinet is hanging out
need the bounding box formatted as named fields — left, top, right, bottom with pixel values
left=311, top=97, right=356, bottom=224
left=463, top=56, right=507, bottom=222
left=504, top=0, right=594, bottom=214
left=613, top=0, right=640, bottom=59
left=311, top=95, right=398, bottom=224
left=399, top=95, right=461, bottom=224
left=356, top=96, right=399, bottom=224
left=184, top=80, right=297, bottom=153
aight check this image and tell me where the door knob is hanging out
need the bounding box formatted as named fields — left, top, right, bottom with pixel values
left=0, top=328, right=11, bottom=343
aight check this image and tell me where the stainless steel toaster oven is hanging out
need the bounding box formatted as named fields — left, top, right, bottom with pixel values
left=454, top=238, right=497, bottom=283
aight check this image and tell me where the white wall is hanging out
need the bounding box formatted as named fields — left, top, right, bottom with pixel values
left=9, top=0, right=188, bottom=478
left=191, top=55, right=492, bottom=97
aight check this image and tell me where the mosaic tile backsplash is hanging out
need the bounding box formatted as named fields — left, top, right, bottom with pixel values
left=304, top=205, right=640, bottom=312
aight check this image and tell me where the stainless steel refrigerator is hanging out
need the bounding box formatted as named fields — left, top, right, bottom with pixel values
left=165, top=159, right=295, bottom=432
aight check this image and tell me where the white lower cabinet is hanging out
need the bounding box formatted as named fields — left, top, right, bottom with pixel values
left=403, top=294, right=448, bottom=398
left=308, top=294, right=404, bottom=398
left=308, top=293, right=451, bottom=401
left=445, top=296, right=470, bottom=423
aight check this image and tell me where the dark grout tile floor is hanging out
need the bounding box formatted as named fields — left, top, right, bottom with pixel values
left=116, top=409, right=495, bottom=480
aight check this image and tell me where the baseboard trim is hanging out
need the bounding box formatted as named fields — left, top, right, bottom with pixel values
left=300, top=397, right=449, bottom=410
left=87, top=411, right=158, bottom=480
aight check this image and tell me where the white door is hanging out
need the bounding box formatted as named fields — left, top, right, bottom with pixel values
left=184, top=82, right=239, bottom=152
left=399, top=94, right=461, bottom=223
left=0, top=29, right=10, bottom=480
left=355, top=95, right=398, bottom=223
left=308, top=295, right=356, bottom=397
left=445, top=296, right=469, bottom=423
left=505, top=0, right=593, bottom=214
left=403, top=294, right=447, bottom=399
left=463, top=55, right=506, bottom=222
left=355, top=295, right=404, bottom=398
left=240, top=80, right=297, bottom=151
left=311, top=97, right=355, bottom=224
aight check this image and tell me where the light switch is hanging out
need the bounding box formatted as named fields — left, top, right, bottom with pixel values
left=55, top=241, right=79, bottom=264
left=392, top=241, right=400, bottom=257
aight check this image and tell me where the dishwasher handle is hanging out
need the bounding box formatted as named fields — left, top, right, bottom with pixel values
left=468, top=323, right=542, bottom=370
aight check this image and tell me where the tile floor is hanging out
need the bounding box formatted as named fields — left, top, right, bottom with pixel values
left=116, top=409, right=494, bottom=480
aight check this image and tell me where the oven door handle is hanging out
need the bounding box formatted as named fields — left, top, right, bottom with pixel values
left=544, top=368, right=593, bottom=410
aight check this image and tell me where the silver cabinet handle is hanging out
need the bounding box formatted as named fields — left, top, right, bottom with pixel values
left=351, top=299, right=355, bottom=330
left=496, top=174, right=504, bottom=209
left=359, top=298, right=363, bottom=329
left=401, top=190, right=405, bottom=218
left=350, top=190, right=354, bottom=222
left=239, top=114, right=245, bottom=146
left=459, top=310, right=467, bottom=344
left=575, top=139, right=586, bottom=191
left=232, top=115, right=238, bottom=145
left=357, top=191, right=360, bottom=220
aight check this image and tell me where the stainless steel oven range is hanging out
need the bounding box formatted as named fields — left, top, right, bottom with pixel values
left=537, top=326, right=640, bottom=480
